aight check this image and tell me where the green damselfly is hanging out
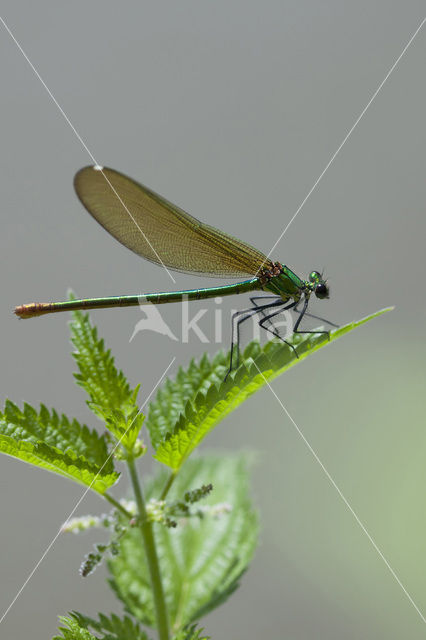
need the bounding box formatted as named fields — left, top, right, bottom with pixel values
left=15, top=165, right=336, bottom=373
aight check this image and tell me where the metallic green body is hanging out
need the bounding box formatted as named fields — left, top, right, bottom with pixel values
left=263, top=266, right=305, bottom=302
left=15, top=268, right=311, bottom=318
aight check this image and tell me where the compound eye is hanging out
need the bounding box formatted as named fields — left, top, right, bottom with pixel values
left=315, top=283, right=329, bottom=299
left=309, top=271, right=321, bottom=283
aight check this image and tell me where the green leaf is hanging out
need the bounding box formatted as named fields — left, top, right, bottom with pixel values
left=108, top=453, right=258, bottom=632
left=150, top=308, right=391, bottom=469
left=0, top=401, right=119, bottom=494
left=146, top=352, right=226, bottom=450
left=1, top=400, right=113, bottom=469
left=68, top=611, right=151, bottom=640
left=70, top=302, right=138, bottom=418
left=173, top=624, right=210, bottom=640
left=70, top=301, right=143, bottom=449
left=53, top=616, right=97, bottom=640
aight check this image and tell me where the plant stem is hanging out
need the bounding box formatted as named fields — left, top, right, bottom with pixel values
left=160, top=470, right=177, bottom=501
left=127, top=458, right=170, bottom=640
left=103, top=492, right=133, bottom=519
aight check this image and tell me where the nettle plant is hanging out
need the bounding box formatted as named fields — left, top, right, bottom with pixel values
left=1, top=305, right=389, bottom=639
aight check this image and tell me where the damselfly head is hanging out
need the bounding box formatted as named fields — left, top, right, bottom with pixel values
left=308, top=271, right=329, bottom=299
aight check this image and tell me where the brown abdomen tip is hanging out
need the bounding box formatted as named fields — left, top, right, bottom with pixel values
left=14, top=303, right=48, bottom=318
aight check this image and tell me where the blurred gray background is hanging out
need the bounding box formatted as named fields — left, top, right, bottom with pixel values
left=1, top=2, right=426, bottom=638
